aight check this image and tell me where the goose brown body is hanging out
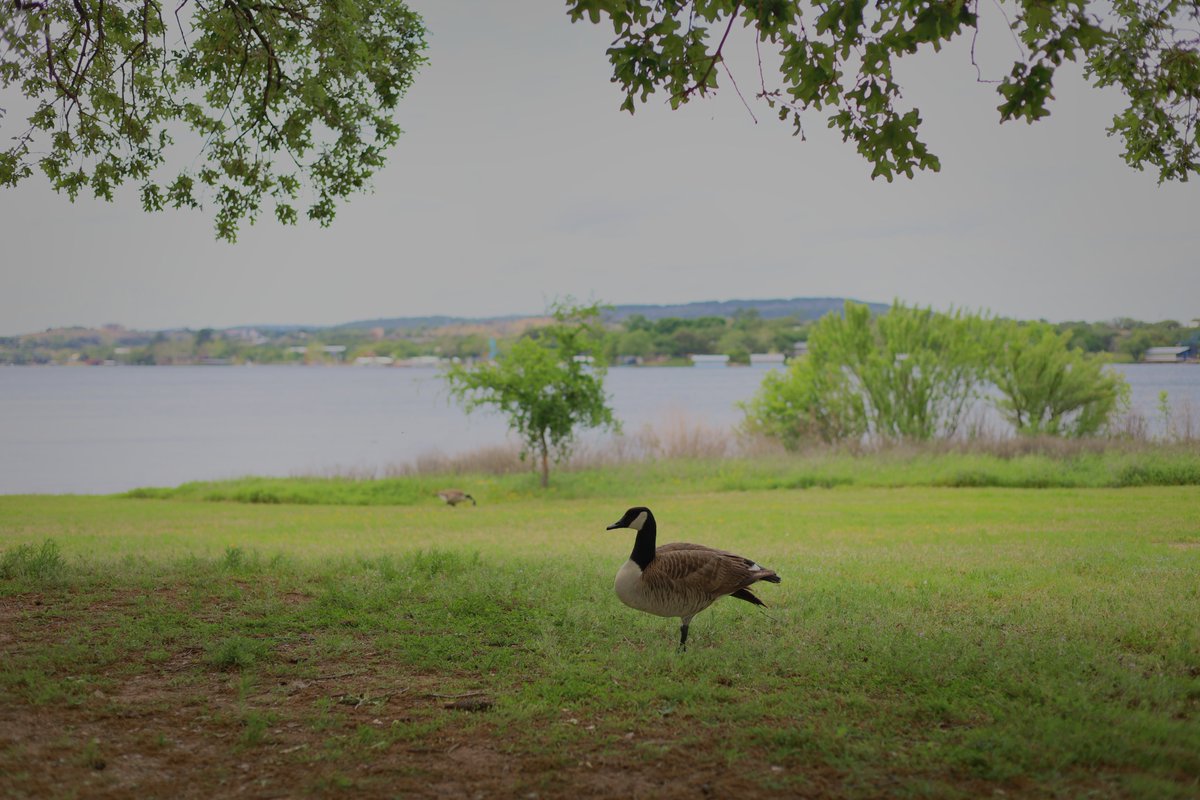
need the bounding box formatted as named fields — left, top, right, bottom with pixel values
left=437, top=490, right=476, bottom=507
left=607, top=506, right=780, bottom=648
left=614, top=543, right=778, bottom=618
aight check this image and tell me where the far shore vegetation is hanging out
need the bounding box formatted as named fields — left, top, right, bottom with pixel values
left=3, top=303, right=1197, bottom=367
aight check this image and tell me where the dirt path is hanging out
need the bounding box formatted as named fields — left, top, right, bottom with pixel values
left=0, top=593, right=808, bottom=799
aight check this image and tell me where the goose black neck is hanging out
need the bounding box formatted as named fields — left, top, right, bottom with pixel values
left=629, top=513, right=657, bottom=570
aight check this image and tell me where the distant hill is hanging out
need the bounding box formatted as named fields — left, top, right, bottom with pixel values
left=606, top=297, right=887, bottom=322
left=331, top=297, right=884, bottom=331
left=331, top=314, right=527, bottom=331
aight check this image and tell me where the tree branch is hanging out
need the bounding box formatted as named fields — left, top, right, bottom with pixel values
left=44, top=24, right=80, bottom=107
left=680, top=0, right=742, bottom=102
left=227, top=0, right=282, bottom=114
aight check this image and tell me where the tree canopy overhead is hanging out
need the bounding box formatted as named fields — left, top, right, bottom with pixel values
left=567, top=0, right=1200, bottom=182
left=0, top=0, right=425, bottom=240
left=1, top=1, right=1196, bottom=241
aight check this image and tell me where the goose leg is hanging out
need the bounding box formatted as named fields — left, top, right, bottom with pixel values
left=678, top=615, right=694, bottom=652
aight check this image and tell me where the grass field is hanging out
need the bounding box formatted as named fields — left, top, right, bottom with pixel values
left=2, top=486, right=1199, bottom=798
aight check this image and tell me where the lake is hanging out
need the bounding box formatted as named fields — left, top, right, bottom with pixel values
left=1, top=364, right=1197, bottom=494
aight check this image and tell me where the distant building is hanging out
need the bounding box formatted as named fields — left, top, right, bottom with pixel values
left=1144, top=346, right=1191, bottom=363
left=397, top=356, right=443, bottom=368
left=749, top=353, right=786, bottom=367
left=792, top=341, right=810, bottom=357
left=691, top=354, right=730, bottom=368
left=226, top=328, right=268, bottom=345
left=354, top=356, right=394, bottom=366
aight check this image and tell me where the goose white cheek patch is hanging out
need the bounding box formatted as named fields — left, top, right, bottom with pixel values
left=630, top=511, right=648, bottom=530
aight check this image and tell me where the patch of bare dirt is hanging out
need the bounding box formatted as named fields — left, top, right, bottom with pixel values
left=0, top=591, right=855, bottom=799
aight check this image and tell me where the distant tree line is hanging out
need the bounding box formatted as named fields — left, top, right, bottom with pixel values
left=1058, top=319, right=1200, bottom=362
left=2, top=311, right=1197, bottom=366
left=0, top=325, right=494, bottom=366
left=608, top=310, right=807, bottom=364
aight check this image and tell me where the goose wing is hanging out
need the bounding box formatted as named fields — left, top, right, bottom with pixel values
left=656, top=542, right=780, bottom=583
left=646, top=543, right=779, bottom=598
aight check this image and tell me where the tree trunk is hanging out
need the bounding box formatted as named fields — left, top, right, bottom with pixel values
left=539, top=434, right=549, bottom=488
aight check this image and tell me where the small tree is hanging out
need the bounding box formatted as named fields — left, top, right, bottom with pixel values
left=444, top=301, right=619, bottom=487
left=990, top=321, right=1129, bottom=437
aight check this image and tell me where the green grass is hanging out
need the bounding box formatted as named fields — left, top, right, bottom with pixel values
left=114, top=448, right=1200, bottom=507
left=2, top=487, right=1199, bottom=797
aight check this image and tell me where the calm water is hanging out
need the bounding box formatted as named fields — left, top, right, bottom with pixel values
left=1, top=364, right=1196, bottom=494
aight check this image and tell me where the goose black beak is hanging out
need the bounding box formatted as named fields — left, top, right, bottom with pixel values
left=606, top=522, right=623, bottom=530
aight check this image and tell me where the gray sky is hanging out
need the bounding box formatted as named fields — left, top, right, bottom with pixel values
left=2, top=1, right=1198, bottom=336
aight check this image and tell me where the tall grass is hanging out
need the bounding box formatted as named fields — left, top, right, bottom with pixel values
left=0, top=539, right=65, bottom=582
left=109, top=414, right=1200, bottom=507
left=387, top=408, right=1200, bottom=475
left=119, top=444, right=1200, bottom=506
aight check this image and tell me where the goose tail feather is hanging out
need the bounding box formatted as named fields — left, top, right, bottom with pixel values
left=729, top=587, right=767, bottom=607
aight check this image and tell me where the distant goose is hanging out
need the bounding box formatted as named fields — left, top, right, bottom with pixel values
left=606, top=506, right=780, bottom=649
left=437, top=489, right=476, bottom=507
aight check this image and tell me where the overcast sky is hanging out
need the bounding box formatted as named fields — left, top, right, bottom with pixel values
left=2, top=2, right=1197, bottom=336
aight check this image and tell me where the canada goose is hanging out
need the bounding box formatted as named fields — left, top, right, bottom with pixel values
left=437, top=489, right=476, bottom=507
left=606, top=506, right=780, bottom=649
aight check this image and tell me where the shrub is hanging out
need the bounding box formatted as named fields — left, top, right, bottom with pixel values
left=990, top=321, right=1129, bottom=437
left=742, top=301, right=988, bottom=447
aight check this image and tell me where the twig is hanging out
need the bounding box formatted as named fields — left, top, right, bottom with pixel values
left=680, top=0, right=743, bottom=101
left=755, top=17, right=767, bottom=96
left=312, top=671, right=356, bottom=681
left=426, top=690, right=487, bottom=699
left=175, top=0, right=190, bottom=45
left=990, top=0, right=1027, bottom=61
left=721, top=58, right=756, bottom=123
left=969, top=0, right=1000, bottom=84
